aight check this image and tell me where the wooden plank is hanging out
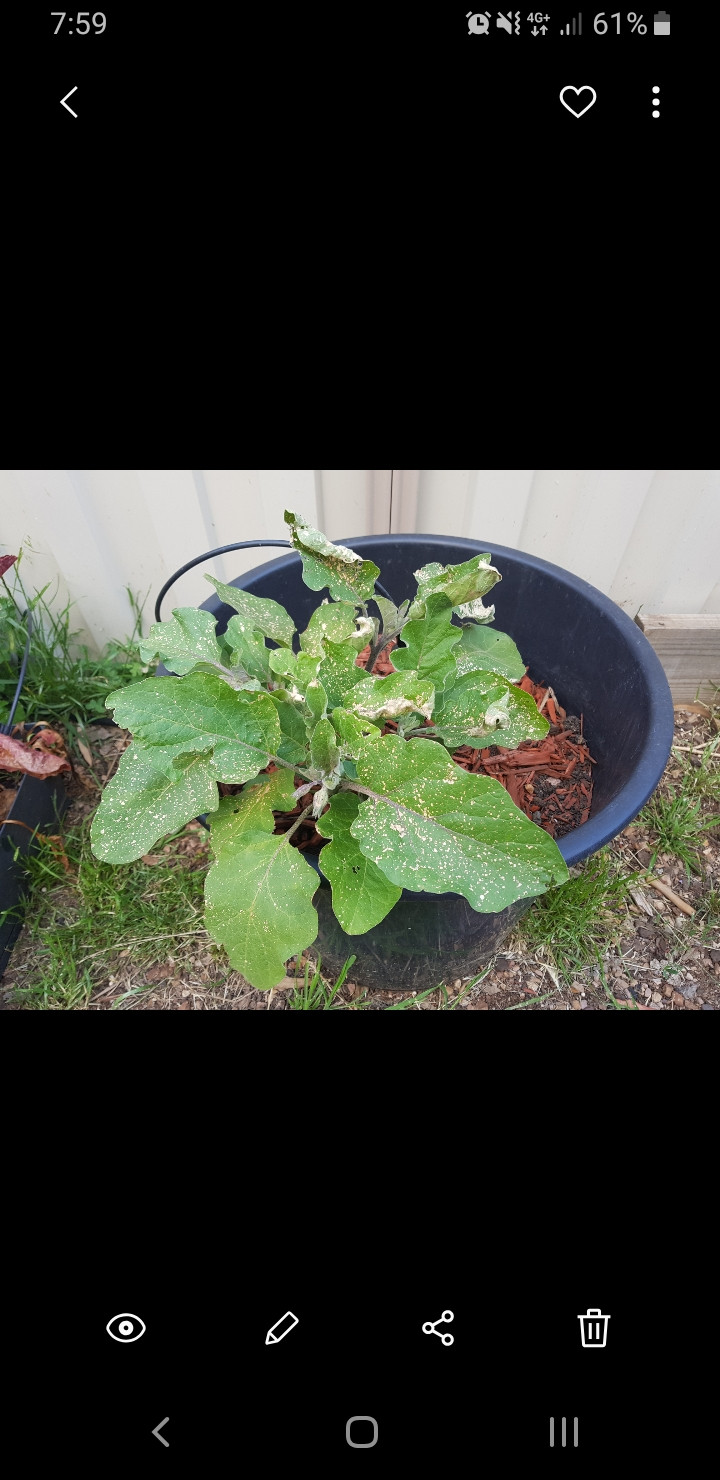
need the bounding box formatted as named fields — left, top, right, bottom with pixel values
left=636, top=613, right=720, bottom=704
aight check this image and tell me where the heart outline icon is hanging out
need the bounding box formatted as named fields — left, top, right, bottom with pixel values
left=559, top=85, right=597, bottom=118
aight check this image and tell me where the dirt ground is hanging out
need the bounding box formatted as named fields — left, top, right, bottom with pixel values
left=2, top=704, right=719, bottom=1010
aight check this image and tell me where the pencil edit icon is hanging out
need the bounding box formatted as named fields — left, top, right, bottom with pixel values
left=265, top=1311, right=299, bottom=1345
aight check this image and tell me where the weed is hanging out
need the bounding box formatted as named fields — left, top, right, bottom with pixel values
left=638, top=778, right=720, bottom=877
left=517, top=848, right=642, bottom=984
left=287, top=954, right=357, bottom=1009
left=0, top=551, right=151, bottom=746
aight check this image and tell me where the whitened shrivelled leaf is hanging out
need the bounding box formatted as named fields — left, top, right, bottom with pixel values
left=106, top=673, right=281, bottom=782
left=408, top=552, right=501, bottom=623
left=350, top=735, right=568, bottom=912
left=453, top=623, right=526, bottom=683
left=138, top=608, right=225, bottom=675
left=430, top=669, right=549, bottom=750
left=315, top=791, right=402, bottom=933
left=204, top=574, right=296, bottom=648
left=90, top=744, right=219, bottom=865
left=267, top=693, right=309, bottom=765
left=284, top=509, right=380, bottom=604
left=205, top=768, right=319, bottom=990
left=223, top=614, right=272, bottom=684
left=317, top=639, right=367, bottom=710
left=390, top=592, right=463, bottom=691
left=310, top=718, right=341, bottom=775
left=347, top=671, right=435, bottom=724
left=299, top=600, right=362, bottom=655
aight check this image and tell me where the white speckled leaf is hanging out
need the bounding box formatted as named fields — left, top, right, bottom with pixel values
left=267, top=693, right=309, bottom=764
left=349, top=735, right=568, bottom=911
left=430, top=670, right=550, bottom=750
left=315, top=791, right=402, bottom=933
left=284, top=510, right=380, bottom=603
left=204, top=574, right=296, bottom=648
left=90, top=744, right=219, bottom=864
left=408, top=552, right=501, bottom=623
left=106, top=673, right=281, bottom=782
left=453, top=623, right=526, bottom=683
left=346, top=671, right=436, bottom=724
left=374, top=596, right=410, bottom=634
left=138, top=608, right=226, bottom=675
left=330, top=707, right=384, bottom=752
left=207, top=765, right=297, bottom=855
left=205, top=766, right=319, bottom=989
left=390, top=592, right=463, bottom=690
left=223, top=614, right=272, bottom=684
left=299, top=601, right=362, bottom=655
left=317, top=639, right=367, bottom=710
left=310, top=718, right=341, bottom=775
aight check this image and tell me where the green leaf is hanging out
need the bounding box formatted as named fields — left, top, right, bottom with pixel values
left=374, top=595, right=410, bottom=634
left=268, top=648, right=298, bottom=680
left=349, top=735, right=568, bottom=912
left=106, top=673, right=281, bottom=782
left=284, top=510, right=380, bottom=603
left=330, top=707, right=384, bottom=753
left=90, top=744, right=218, bottom=864
left=205, top=768, right=319, bottom=989
left=223, top=614, right=272, bottom=684
left=310, top=718, right=341, bottom=775
left=305, top=678, right=328, bottom=723
left=138, top=608, right=225, bottom=675
left=295, top=653, right=322, bottom=691
left=299, top=600, right=362, bottom=655
left=317, top=639, right=367, bottom=710
left=390, top=592, right=463, bottom=690
left=267, top=693, right=309, bottom=765
left=346, top=670, right=436, bottom=724
left=430, top=670, right=549, bottom=750
left=204, top=574, right=296, bottom=648
left=315, top=791, right=402, bottom=933
left=207, top=765, right=297, bottom=855
left=408, top=552, right=501, bottom=623
left=453, top=623, right=526, bottom=683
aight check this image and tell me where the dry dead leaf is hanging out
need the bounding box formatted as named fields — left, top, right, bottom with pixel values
left=629, top=886, right=655, bottom=918
left=77, top=740, right=93, bottom=767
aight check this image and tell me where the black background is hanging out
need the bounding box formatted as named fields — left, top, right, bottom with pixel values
left=27, top=1263, right=712, bottom=1475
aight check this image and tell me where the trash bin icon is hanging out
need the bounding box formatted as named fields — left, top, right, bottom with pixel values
left=578, top=1308, right=610, bottom=1347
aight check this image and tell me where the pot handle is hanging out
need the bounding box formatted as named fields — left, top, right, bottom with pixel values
left=154, top=540, right=397, bottom=624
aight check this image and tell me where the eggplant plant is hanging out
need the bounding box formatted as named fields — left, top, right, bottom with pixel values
left=91, top=512, right=568, bottom=988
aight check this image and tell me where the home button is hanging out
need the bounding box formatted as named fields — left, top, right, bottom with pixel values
left=346, top=1416, right=378, bottom=1448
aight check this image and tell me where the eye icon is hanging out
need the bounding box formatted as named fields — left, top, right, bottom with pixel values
left=106, top=1313, right=146, bottom=1343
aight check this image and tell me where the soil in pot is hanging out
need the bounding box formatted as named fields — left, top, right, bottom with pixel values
left=219, top=642, right=597, bottom=993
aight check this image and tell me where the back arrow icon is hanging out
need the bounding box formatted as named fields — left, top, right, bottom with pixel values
left=60, top=86, right=78, bottom=117
left=152, top=1418, right=170, bottom=1447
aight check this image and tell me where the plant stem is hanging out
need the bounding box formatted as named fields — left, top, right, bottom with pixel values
left=364, top=626, right=405, bottom=672
left=282, top=803, right=314, bottom=841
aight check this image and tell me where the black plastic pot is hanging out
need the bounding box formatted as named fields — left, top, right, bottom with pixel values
left=0, top=773, right=67, bottom=979
left=160, top=535, right=674, bottom=991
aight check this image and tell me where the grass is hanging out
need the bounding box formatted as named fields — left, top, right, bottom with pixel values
left=516, top=847, right=644, bottom=985
left=0, top=549, right=151, bottom=747
left=638, top=768, right=720, bottom=877
left=4, top=815, right=208, bottom=1009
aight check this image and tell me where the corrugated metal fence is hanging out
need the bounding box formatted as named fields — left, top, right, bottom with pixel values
left=1, top=469, right=718, bottom=655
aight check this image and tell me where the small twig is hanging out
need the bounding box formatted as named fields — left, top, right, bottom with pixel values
left=644, top=875, right=695, bottom=916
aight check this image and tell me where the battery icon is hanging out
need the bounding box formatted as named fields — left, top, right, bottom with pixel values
left=578, top=1308, right=611, bottom=1347
left=653, top=10, right=670, bottom=33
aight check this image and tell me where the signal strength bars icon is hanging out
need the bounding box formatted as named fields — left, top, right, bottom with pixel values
left=560, top=12, right=582, bottom=31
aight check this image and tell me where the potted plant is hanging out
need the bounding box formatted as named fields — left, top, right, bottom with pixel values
left=90, top=512, right=674, bottom=992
